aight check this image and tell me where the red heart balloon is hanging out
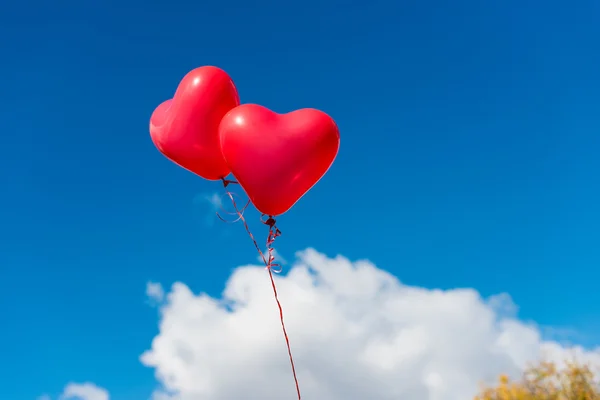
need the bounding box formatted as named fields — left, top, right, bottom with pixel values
left=219, top=104, right=340, bottom=216
left=149, top=66, right=240, bottom=180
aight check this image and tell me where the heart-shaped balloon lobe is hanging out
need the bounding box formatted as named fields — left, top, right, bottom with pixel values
left=150, top=66, right=240, bottom=180
left=220, top=104, right=340, bottom=216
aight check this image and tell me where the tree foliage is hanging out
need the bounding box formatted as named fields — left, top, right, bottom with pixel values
left=474, top=360, right=600, bottom=399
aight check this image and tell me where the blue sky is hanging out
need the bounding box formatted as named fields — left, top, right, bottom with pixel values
left=1, top=0, right=599, bottom=399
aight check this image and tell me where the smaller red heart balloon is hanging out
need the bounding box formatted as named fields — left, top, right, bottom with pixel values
left=219, top=104, right=340, bottom=216
left=150, top=66, right=240, bottom=180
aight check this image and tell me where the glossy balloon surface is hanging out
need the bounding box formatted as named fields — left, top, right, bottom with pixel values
left=150, top=66, right=239, bottom=180
left=220, top=104, right=340, bottom=216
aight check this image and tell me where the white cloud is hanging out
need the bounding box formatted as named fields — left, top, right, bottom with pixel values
left=147, top=281, right=165, bottom=303
left=192, top=191, right=251, bottom=229
left=141, top=248, right=600, bottom=400
left=60, top=382, right=109, bottom=400
left=203, top=193, right=223, bottom=210
left=192, top=192, right=224, bottom=228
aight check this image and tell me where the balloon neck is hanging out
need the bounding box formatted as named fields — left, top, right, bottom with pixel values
left=221, top=177, right=238, bottom=188
left=264, top=216, right=276, bottom=228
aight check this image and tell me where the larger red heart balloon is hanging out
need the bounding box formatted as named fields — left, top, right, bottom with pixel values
left=149, top=66, right=240, bottom=180
left=219, top=104, right=340, bottom=216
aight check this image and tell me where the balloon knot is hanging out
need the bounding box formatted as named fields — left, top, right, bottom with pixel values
left=221, top=177, right=239, bottom=188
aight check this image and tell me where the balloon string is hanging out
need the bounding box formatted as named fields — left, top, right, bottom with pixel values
left=219, top=178, right=302, bottom=400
